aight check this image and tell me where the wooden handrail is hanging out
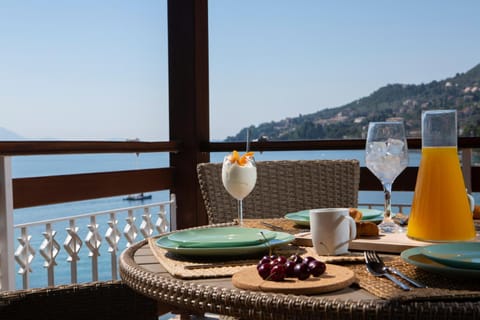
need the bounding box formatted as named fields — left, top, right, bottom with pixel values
left=0, top=141, right=180, bottom=156
left=2, top=137, right=478, bottom=155
left=203, top=137, right=480, bottom=152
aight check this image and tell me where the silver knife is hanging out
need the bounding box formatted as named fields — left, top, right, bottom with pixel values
left=387, top=267, right=426, bottom=288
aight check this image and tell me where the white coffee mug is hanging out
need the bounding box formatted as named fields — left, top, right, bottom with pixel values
left=309, top=208, right=357, bottom=256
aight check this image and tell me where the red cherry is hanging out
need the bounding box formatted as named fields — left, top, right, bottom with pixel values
left=284, top=260, right=296, bottom=277
left=303, top=256, right=316, bottom=264
left=257, top=263, right=272, bottom=279
left=257, top=256, right=272, bottom=268
left=275, top=256, right=287, bottom=265
left=294, top=262, right=310, bottom=280
left=308, top=260, right=326, bottom=277
left=269, top=259, right=279, bottom=267
left=269, top=264, right=286, bottom=281
left=288, top=254, right=303, bottom=264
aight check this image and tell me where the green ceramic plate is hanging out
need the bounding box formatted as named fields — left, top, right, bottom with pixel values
left=167, top=226, right=277, bottom=248
left=420, top=243, right=480, bottom=270
left=356, top=208, right=383, bottom=219
left=284, top=208, right=384, bottom=226
left=156, top=229, right=294, bottom=257
left=284, top=210, right=310, bottom=226
left=401, top=247, right=480, bottom=278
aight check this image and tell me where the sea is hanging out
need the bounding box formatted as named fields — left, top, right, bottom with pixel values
left=9, top=150, right=479, bottom=289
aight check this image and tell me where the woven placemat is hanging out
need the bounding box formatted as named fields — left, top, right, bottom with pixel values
left=148, top=235, right=364, bottom=279
left=148, top=237, right=260, bottom=279
left=243, top=218, right=306, bottom=234
left=352, top=255, right=480, bottom=301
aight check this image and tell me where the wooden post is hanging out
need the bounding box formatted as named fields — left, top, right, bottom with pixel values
left=168, top=0, right=210, bottom=229
left=0, top=156, right=16, bottom=290
left=462, top=148, right=472, bottom=192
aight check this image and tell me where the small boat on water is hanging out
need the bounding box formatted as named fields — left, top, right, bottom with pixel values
left=123, top=193, right=152, bottom=201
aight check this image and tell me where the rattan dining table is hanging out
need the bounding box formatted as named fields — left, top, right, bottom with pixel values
left=119, top=220, right=480, bottom=319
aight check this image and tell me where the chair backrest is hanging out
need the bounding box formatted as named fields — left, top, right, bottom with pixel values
left=0, top=281, right=157, bottom=320
left=197, top=159, right=360, bottom=224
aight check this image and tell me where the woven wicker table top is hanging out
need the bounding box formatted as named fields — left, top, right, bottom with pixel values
left=119, top=223, right=480, bottom=320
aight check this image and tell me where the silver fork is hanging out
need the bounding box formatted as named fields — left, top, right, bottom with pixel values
left=364, top=251, right=410, bottom=291
left=367, top=250, right=426, bottom=288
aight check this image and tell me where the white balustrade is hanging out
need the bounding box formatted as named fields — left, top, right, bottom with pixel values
left=8, top=196, right=175, bottom=290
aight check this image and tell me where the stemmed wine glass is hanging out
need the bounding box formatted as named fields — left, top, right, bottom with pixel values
left=222, top=151, right=257, bottom=226
left=365, top=122, right=408, bottom=233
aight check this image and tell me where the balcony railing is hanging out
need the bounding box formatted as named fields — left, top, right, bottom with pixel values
left=8, top=198, right=175, bottom=290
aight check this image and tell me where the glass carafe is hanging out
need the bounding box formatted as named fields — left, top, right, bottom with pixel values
left=407, top=110, right=475, bottom=241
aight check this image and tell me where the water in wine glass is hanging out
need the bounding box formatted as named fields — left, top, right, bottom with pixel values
left=222, top=151, right=257, bottom=225
left=366, top=138, right=408, bottom=183
left=365, top=122, right=408, bottom=233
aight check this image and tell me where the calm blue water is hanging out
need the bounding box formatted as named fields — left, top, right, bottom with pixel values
left=10, top=149, right=477, bottom=289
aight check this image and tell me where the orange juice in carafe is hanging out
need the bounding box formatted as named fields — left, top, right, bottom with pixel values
left=407, top=147, right=475, bottom=241
left=407, top=110, right=475, bottom=241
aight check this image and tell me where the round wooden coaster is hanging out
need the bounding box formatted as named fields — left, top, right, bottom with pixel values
left=232, top=264, right=356, bottom=294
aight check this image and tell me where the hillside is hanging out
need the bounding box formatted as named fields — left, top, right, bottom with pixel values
left=225, top=63, right=480, bottom=141
left=0, top=127, right=24, bottom=140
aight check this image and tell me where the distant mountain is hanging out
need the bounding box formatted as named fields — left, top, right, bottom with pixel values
left=0, top=127, right=24, bottom=140
left=225, top=63, right=480, bottom=141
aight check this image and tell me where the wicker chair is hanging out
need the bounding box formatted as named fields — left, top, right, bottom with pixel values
left=0, top=281, right=157, bottom=320
left=197, top=159, right=360, bottom=224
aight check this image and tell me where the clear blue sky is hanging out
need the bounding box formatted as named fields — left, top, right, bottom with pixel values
left=1, top=0, right=479, bottom=141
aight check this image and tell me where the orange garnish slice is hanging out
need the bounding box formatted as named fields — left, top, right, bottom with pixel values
left=227, top=150, right=240, bottom=163
left=228, top=150, right=254, bottom=166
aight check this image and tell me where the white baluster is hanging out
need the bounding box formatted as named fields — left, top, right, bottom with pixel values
left=155, top=204, right=168, bottom=234
left=14, top=227, right=35, bottom=289
left=64, top=219, right=82, bottom=284
left=169, top=193, right=177, bottom=231
left=105, top=212, right=121, bottom=280
left=85, top=216, right=101, bottom=281
left=39, top=223, right=60, bottom=286
left=140, top=207, right=154, bottom=238
left=123, top=209, right=138, bottom=247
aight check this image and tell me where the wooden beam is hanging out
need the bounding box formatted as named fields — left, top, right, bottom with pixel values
left=13, top=168, right=173, bottom=209
left=359, top=167, right=419, bottom=191
left=0, top=141, right=179, bottom=156
left=168, top=0, right=210, bottom=229
left=205, top=137, right=480, bottom=153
